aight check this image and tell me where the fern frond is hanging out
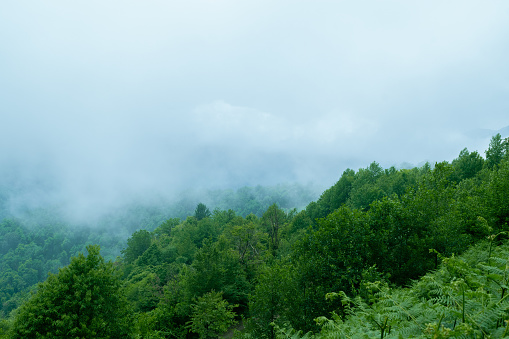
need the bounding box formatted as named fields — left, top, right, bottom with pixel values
left=275, top=325, right=315, bottom=339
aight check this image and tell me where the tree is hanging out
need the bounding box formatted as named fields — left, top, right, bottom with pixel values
left=262, top=204, right=287, bottom=255
left=347, top=162, right=385, bottom=210
left=183, top=237, right=249, bottom=308
left=401, top=162, right=468, bottom=272
left=485, top=133, right=506, bottom=169
left=152, top=218, right=181, bottom=237
left=229, top=221, right=264, bottom=266
left=366, top=197, right=410, bottom=283
left=486, top=157, right=509, bottom=230
left=212, top=208, right=236, bottom=225
left=451, top=148, right=484, bottom=182
left=504, top=136, right=509, bottom=158
left=292, top=206, right=371, bottom=332
left=10, top=245, right=133, bottom=338
left=306, top=168, right=355, bottom=223
left=248, top=262, right=298, bottom=339
left=195, top=203, right=211, bottom=221
left=122, top=230, right=152, bottom=264
left=187, top=291, right=237, bottom=339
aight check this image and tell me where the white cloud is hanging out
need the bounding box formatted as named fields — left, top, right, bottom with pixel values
left=192, top=101, right=286, bottom=147
left=192, top=101, right=379, bottom=158
left=0, top=1, right=508, bottom=221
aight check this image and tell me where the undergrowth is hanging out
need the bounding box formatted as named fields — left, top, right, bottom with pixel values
left=273, top=238, right=509, bottom=338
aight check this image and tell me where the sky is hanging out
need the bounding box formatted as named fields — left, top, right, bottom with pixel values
left=1, top=1, right=508, bottom=217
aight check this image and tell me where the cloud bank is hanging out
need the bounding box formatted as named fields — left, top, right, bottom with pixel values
left=0, top=1, right=508, bottom=221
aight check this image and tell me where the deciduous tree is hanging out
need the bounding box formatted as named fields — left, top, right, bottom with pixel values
left=187, top=291, right=237, bottom=339
left=10, top=245, right=133, bottom=339
left=122, top=229, right=152, bottom=264
left=485, top=133, right=506, bottom=169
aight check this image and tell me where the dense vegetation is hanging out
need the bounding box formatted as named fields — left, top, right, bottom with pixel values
left=0, top=133, right=508, bottom=338
left=0, top=183, right=318, bottom=321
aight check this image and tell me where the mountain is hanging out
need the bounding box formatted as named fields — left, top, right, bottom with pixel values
left=465, top=125, right=509, bottom=139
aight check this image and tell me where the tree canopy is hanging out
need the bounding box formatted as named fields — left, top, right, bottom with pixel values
left=3, top=140, right=509, bottom=338
left=10, top=245, right=133, bottom=339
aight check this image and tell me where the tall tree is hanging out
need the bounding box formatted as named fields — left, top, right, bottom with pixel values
left=292, top=206, right=371, bottom=332
left=486, top=157, right=509, bottom=229
left=451, top=148, right=484, bottom=182
left=485, top=133, right=505, bottom=169
left=10, top=245, right=133, bottom=339
left=194, top=203, right=211, bottom=221
left=187, top=291, right=237, bottom=339
left=121, top=229, right=152, bottom=264
left=261, top=204, right=287, bottom=255
left=183, top=237, right=249, bottom=308
left=306, top=168, right=355, bottom=223
left=347, top=162, right=385, bottom=210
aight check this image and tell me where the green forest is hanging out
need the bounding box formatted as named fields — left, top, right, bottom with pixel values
left=1, top=133, right=509, bottom=338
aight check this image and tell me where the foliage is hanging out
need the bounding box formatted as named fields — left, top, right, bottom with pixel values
left=486, top=157, right=509, bottom=230
left=0, top=184, right=316, bottom=288
left=247, top=261, right=301, bottom=339
left=305, top=163, right=422, bottom=225
left=194, top=203, right=211, bottom=221
left=262, top=204, right=290, bottom=256
left=152, top=218, right=180, bottom=237
left=4, top=141, right=509, bottom=338
left=122, top=229, right=152, bottom=264
left=485, top=133, right=507, bottom=169
left=451, top=148, right=484, bottom=182
left=0, top=220, right=125, bottom=318
left=9, top=245, right=133, bottom=338
left=183, top=237, right=250, bottom=309
left=187, top=291, right=237, bottom=338
left=292, top=206, right=371, bottom=332
left=304, top=240, right=509, bottom=338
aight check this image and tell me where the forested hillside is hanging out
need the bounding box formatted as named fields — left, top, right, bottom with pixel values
left=1, top=134, right=508, bottom=338
left=0, top=183, right=317, bottom=321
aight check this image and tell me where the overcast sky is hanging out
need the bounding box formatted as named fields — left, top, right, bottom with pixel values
left=1, top=1, right=508, bottom=215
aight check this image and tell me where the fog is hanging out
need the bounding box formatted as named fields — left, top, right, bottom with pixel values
left=1, top=1, right=508, bottom=223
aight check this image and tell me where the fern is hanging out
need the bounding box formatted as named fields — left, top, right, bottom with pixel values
left=274, top=325, right=314, bottom=339
left=269, top=240, right=509, bottom=338
left=306, top=239, right=509, bottom=338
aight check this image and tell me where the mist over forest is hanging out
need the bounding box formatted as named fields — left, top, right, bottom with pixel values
left=0, top=128, right=503, bottom=230
left=2, top=2, right=508, bottom=228
left=1, top=1, right=509, bottom=338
